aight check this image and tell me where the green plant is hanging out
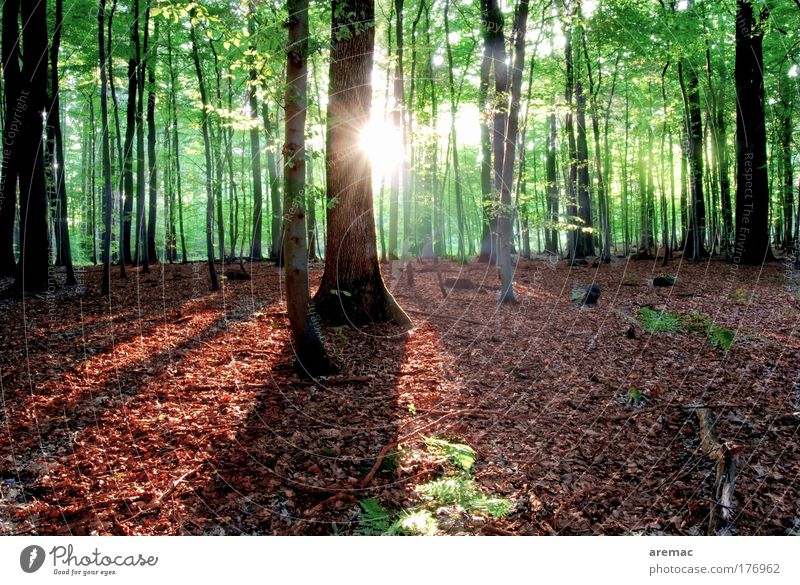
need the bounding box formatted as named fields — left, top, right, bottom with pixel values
left=637, top=306, right=682, bottom=333
left=357, top=498, right=394, bottom=535
left=707, top=323, right=736, bottom=352
left=417, top=476, right=513, bottom=519
left=423, top=436, right=476, bottom=472
left=729, top=288, right=751, bottom=304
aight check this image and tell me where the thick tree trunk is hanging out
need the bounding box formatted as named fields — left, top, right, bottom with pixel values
left=734, top=0, right=772, bottom=265
left=0, top=0, right=21, bottom=276
left=314, top=0, right=410, bottom=327
left=283, top=0, right=332, bottom=376
left=15, top=0, right=50, bottom=292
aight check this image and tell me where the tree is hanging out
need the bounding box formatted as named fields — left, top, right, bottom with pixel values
left=0, top=0, right=21, bottom=276
left=733, top=0, right=772, bottom=265
left=47, top=0, right=77, bottom=286
left=283, top=0, right=333, bottom=376
left=99, top=0, right=114, bottom=295
left=15, top=0, right=51, bottom=292
left=248, top=0, right=264, bottom=260
left=314, top=0, right=410, bottom=326
left=190, top=7, right=219, bottom=291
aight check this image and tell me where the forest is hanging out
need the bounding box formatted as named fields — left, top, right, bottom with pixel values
left=0, top=0, right=798, bottom=536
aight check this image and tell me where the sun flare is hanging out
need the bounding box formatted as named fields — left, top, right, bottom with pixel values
left=360, top=117, right=404, bottom=179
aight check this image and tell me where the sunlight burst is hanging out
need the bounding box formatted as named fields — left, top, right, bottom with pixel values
left=360, top=117, right=404, bottom=179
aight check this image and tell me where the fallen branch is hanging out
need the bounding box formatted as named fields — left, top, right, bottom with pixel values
left=694, top=407, right=740, bottom=535
left=121, top=462, right=206, bottom=524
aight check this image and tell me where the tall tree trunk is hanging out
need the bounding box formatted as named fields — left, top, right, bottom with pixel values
left=15, top=0, right=50, bottom=292
left=263, top=104, right=282, bottom=261
left=189, top=10, right=219, bottom=291
left=314, top=0, right=410, bottom=326
left=678, top=61, right=707, bottom=260
left=134, top=3, right=149, bottom=272
left=0, top=0, right=21, bottom=276
left=284, top=0, right=332, bottom=376
left=107, top=0, right=127, bottom=277
left=146, top=19, right=159, bottom=263
left=99, top=0, right=114, bottom=295
left=248, top=0, right=264, bottom=260
left=494, top=0, right=528, bottom=302
left=122, top=0, right=138, bottom=267
left=477, top=0, right=494, bottom=262
left=546, top=112, right=559, bottom=254
left=734, top=0, right=772, bottom=265
left=444, top=0, right=465, bottom=262
left=48, top=0, right=76, bottom=285
left=166, top=26, right=187, bottom=264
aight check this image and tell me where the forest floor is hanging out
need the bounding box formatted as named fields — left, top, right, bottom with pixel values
left=0, top=255, right=799, bottom=536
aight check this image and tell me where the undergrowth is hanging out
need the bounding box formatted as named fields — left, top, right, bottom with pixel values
left=357, top=436, right=513, bottom=535
left=637, top=306, right=736, bottom=352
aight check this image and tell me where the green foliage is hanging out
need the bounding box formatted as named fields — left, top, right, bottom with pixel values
left=423, top=436, right=476, bottom=472
left=357, top=498, right=394, bottom=535
left=729, top=288, right=752, bottom=304
left=707, top=323, right=736, bottom=352
left=637, top=307, right=736, bottom=352
left=356, top=436, right=512, bottom=535
left=637, top=306, right=682, bottom=333
left=417, top=476, right=513, bottom=519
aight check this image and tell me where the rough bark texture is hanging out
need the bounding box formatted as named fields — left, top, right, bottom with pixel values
left=15, top=0, right=51, bottom=292
left=314, top=0, right=410, bottom=327
left=734, top=0, right=772, bottom=265
left=0, top=0, right=21, bottom=276
left=283, top=0, right=333, bottom=376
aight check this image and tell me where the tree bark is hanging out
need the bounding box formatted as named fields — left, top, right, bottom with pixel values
left=15, top=0, right=50, bottom=292
left=99, top=0, right=114, bottom=295
left=0, top=0, right=21, bottom=276
left=284, top=0, right=333, bottom=376
left=314, top=0, right=410, bottom=327
left=146, top=18, right=159, bottom=264
left=734, top=0, right=772, bottom=265
left=189, top=9, right=219, bottom=291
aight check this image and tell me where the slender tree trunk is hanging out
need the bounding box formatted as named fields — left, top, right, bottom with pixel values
left=99, top=0, right=114, bottom=295
left=248, top=0, right=264, bottom=260
left=166, top=27, right=187, bottom=264
left=107, top=0, right=127, bottom=277
left=190, top=10, right=219, bottom=290
left=284, top=0, right=332, bottom=376
left=478, top=0, right=494, bottom=262
left=263, top=104, right=282, bottom=261
left=444, top=0, right=465, bottom=262
left=678, top=61, right=707, bottom=260
left=146, top=19, right=159, bottom=263
left=314, top=0, right=410, bottom=326
left=48, top=0, right=76, bottom=285
left=134, top=3, right=149, bottom=272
